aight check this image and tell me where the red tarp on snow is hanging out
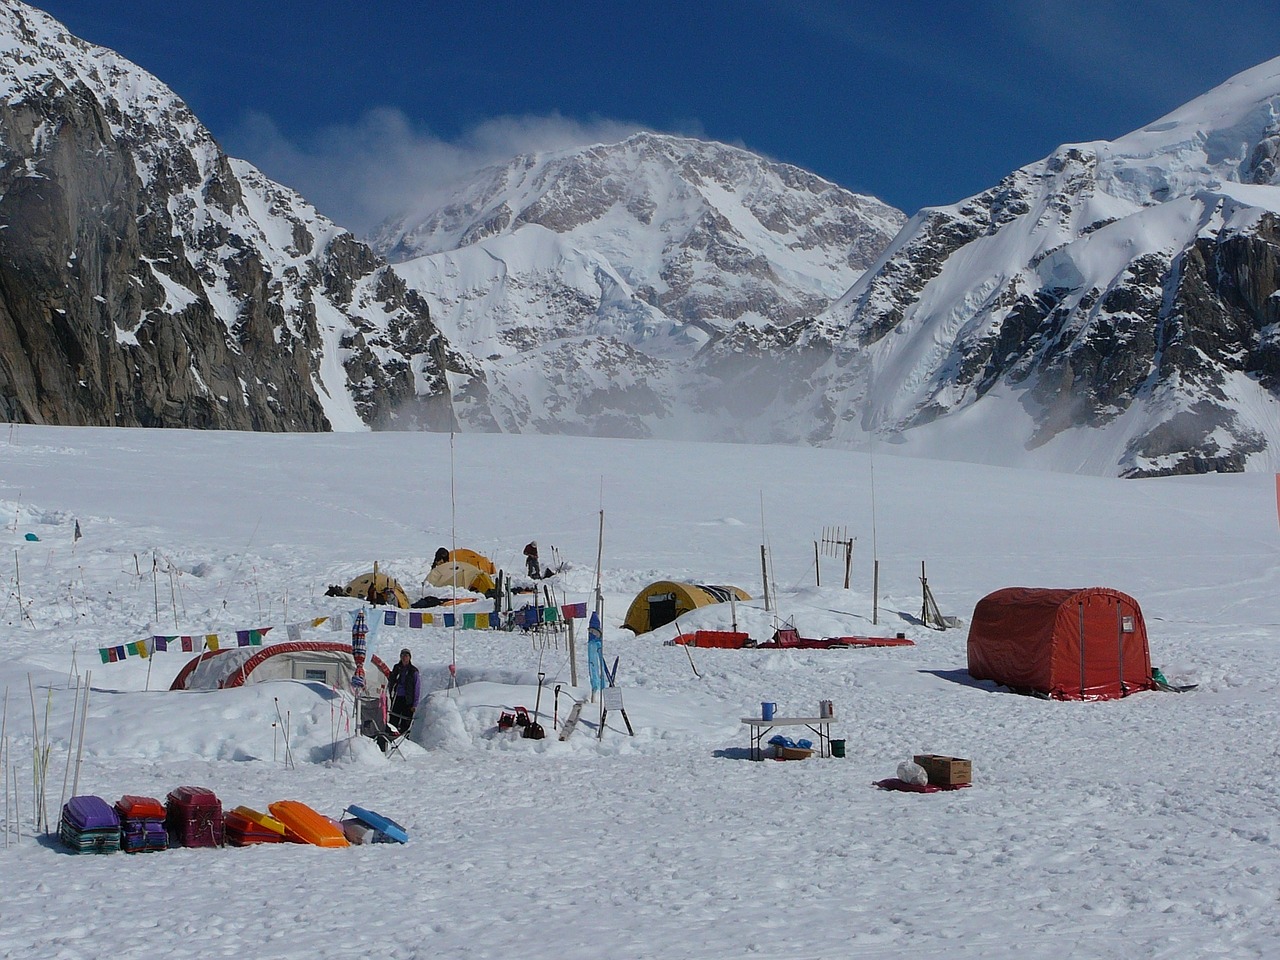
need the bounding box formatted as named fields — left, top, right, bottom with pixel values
left=759, top=627, right=915, bottom=649
left=966, top=587, right=1156, bottom=701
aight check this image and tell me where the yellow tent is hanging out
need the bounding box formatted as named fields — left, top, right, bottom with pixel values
left=426, top=560, right=495, bottom=594
left=622, top=581, right=751, bottom=634
left=344, top=571, right=410, bottom=609
left=448, top=548, right=496, bottom=575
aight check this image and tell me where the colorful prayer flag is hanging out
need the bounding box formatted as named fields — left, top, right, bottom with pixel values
left=384, top=611, right=396, bottom=626
left=181, top=636, right=194, bottom=652
left=152, top=636, right=170, bottom=652
left=206, top=635, right=220, bottom=651
left=443, top=613, right=455, bottom=628
left=409, top=612, right=423, bottom=629
left=99, top=648, right=110, bottom=664
left=237, top=630, right=250, bottom=647
left=287, top=623, right=302, bottom=642
left=475, top=612, right=489, bottom=630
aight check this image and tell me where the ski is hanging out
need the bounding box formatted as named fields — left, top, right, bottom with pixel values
left=558, top=700, right=585, bottom=741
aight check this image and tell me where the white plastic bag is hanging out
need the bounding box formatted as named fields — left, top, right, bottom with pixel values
left=897, top=760, right=929, bottom=785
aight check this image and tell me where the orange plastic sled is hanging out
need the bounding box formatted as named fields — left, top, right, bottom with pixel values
left=268, top=800, right=349, bottom=848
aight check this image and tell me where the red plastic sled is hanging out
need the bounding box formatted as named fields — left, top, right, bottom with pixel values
left=874, top=778, right=971, bottom=793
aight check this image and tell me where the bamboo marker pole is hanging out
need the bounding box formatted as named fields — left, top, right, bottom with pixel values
left=58, top=674, right=80, bottom=825
left=168, top=563, right=179, bottom=629
left=2, top=687, right=8, bottom=847
left=15, top=550, right=31, bottom=627
left=26, top=675, right=38, bottom=828
left=39, top=686, right=53, bottom=833
left=71, top=672, right=90, bottom=799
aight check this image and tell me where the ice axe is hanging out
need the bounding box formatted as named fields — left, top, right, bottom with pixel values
left=523, top=671, right=546, bottom=740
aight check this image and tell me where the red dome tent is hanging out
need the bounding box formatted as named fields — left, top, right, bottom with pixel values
left=967, top=587, right=1157, bottom=700
left=169, top=642, right=391, bottom=693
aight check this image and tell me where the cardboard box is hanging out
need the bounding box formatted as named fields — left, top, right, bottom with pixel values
left=775, top=745, right=813, bottom=761
left=913, top=754, right=972, bottom=786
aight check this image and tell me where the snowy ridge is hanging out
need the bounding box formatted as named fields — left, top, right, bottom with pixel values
left=812, top=56, right=1280, bottom=476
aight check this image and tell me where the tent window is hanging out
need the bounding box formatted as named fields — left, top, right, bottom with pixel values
left=304, top=668, right=329, bottom=682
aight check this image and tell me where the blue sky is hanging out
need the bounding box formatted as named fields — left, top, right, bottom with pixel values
left=36, top=0, right=1280, bottom=234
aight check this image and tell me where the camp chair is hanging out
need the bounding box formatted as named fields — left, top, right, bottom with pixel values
left=358, top=696, right=410, bottom=760
left=381, top=723, right=411, bottom=760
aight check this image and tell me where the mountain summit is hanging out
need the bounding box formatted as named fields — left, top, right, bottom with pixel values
left=377, top=132, right=904, bottom=437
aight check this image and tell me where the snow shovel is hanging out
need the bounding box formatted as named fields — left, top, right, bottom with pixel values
left=523, top=672, right=546, bottom=740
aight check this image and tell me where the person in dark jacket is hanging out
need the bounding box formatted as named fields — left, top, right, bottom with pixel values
left=386, top=648, right=421, bottom=736
left=432, top=546, right=450, bottom=568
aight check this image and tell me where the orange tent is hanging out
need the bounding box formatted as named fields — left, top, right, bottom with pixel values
left=967, top=587, right=1156, bottom=701
left=448, top=548, right=496, bottom=575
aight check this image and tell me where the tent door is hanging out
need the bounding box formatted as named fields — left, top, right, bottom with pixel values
left=648, top=592, right=678, bottom=630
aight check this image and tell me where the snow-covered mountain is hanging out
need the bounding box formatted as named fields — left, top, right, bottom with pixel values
left=376, top=133, right=904, bottom=437
left=788, top=58, right=1280, bottom=476
left=0, top=2, right=454, bottom=431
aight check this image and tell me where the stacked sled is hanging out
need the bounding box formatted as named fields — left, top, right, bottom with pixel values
left=59, top=796, right=121, bottom=854
left=116, top=795, right=168, bottom=853
left=224, top=805, right=287, bottom=846
left=165, top=786, right=224, bottom=848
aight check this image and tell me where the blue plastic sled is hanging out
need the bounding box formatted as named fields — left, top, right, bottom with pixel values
left=345, top=804, right=408, bottom=844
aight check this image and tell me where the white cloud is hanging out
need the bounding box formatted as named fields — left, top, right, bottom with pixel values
left=224, top=108, right=648, bottom=236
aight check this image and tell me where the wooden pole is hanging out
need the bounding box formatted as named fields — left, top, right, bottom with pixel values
left=814, top=541, right=820, bottom=587
left=567, top=618, right=578, bottom=687
left=873, top=559, right=880, bottom=625
left=760, top=545, right=770, bottom=612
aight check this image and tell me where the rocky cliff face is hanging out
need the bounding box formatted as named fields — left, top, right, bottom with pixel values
left=0, top=2, right=455, bottom=431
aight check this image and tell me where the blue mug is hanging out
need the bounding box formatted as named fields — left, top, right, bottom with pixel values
left=761, top=702, right=776, bottom=720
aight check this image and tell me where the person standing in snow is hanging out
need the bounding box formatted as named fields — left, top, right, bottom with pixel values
left=524, top=541, right=542, bottom=579
left=387, top=648, right=421, bottom=736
